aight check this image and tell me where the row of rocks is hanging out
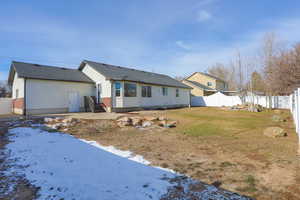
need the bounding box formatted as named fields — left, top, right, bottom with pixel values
left=44, top=117, right=80, bottom=130
left=229, top=104, right=264, bottom=112
left=116, top=116, right=177, bottom=128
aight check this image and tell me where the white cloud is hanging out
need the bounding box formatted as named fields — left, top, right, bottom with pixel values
left=197, top=10, right=212, bottom=22
left=175, top=41, right=191, bottom=50
left=159, top=18, right=300, bottom=77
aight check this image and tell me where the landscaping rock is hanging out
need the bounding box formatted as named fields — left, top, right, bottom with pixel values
left=54, top=117, right=64, bottom=122
left=117, top=117, right=132, bottom=123
left=117, top=121, right=132, bottom=127
left=159, top=120, right=177, bottom=128
left=166, top=121, right=177, bottom=128
left=131, top=117, right=143, bottom=126
left=248, top=104, right=263, bottom=112
left=263, top=127, right=287, bottom=138
left=142, top=121, right=153, bottom=128
left=272, top=115, right=283, bottom=122
left=62, top=118, right=78, bottom=124
left=44, top=118, right=54, bottom=123
left=144, top=116, right=158, bottom=121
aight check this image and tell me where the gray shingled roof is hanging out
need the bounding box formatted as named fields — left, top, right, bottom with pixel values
left=80, top=60, right=191, bottom=89
left=8, top=61, right=93, bottom=85
left=183, top=79, right=217, bottom=91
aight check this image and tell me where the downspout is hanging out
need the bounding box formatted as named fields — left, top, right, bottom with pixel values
left=110, top=81, right=113, bottom=113
left=189, top=89, right=191, bottom=108
left=24, top=78, right=27, bottom=116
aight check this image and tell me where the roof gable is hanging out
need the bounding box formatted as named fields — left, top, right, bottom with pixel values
left=183, top=80, right=217, bottom=91
left=79, top=60, right=191, bottom=89
left=8, top=61, right=94, bottom=85
left=186, top=72, right=225, bottom=83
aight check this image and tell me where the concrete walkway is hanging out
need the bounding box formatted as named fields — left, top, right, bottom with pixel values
left=35, top=112, right=126, bottom=120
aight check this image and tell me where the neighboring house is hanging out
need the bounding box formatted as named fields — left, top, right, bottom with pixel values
left=182, top=72, right=235, bottom=96
left=8, top=60, right=191, bottom=115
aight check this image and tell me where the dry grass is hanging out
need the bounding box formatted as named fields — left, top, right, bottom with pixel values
left=67, top=107, right=300, bottom=199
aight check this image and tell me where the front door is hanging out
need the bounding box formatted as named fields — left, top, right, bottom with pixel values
left=68, top=92, right=80, bottom=112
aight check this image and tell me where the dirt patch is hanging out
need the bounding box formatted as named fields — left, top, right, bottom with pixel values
left=65, top=107, right=300, bottom=199
left=0, top=124, right=39, bottom=200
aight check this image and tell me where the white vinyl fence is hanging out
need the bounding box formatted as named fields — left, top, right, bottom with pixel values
left=289, top=88, right=300, bottom=153
left=191, top=92, right=242, bottom=107
left=0, top=98, right=12, bottom=115
left=191, top=92, right=290, bottom=109
left=243, top=95, right=290, bottom=109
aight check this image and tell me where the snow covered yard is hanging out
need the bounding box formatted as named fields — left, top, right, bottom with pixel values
left=1, top=126, right=252, bottom=200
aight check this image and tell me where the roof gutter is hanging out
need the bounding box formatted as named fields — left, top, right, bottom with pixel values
left=24, top=78, right=27, bottom=116
left=107, top=78, right=191, bottom=89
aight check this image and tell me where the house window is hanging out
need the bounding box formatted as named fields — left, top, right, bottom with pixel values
left=162, top=87, right=168, bottom=96
left=115, top=82, right=121, bottom=97
left=15, top=89, right=19, bottom=98
left=176, top=88, right=179, bottom=97
left=142, top=86, right=152, bottom=97
left=124, top=83, right=137, bottom=97
left=207, top=82, right=212, bottom=86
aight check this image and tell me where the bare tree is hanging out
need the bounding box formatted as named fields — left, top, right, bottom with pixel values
left=249, top=71, right=265, bottom=93
left=0, top=81, right=11, bottom=97
left=207, top=63, right=237, bottom=90
left=174, top=76, right=185, bottom=81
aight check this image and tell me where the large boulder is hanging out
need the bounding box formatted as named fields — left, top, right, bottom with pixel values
left=263, top=127, right=287, bottom=138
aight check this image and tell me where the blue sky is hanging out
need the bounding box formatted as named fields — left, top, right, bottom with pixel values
left=1, top=0, right=300, bottom=80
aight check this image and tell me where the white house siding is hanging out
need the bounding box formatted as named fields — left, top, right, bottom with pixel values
left=112, top=81, right=190, bottom=111
left=12, top=73, right=24, bottom=98
left=25, top=79, right=94, bottom=115
left=12, top=72, right=25, bottom=114
left=81, top=64, right=111, bottom=98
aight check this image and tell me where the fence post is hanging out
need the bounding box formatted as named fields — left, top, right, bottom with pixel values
left=297, top=89, right=300, bottom=155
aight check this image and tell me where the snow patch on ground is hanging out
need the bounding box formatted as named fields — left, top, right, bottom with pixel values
left=3, top=127, right=252, bottom=200
left=5, top=127, right=175, bottom=200
left=81, top=139, right=176, bottom=173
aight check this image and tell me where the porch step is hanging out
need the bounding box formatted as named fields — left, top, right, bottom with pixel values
left=84, top=96, right=106, bottom=113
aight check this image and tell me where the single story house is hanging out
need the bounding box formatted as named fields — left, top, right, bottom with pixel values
left=8, top=60, right=191, bottom=115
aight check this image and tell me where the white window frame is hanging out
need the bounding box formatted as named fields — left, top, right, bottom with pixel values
left=142, top=85, right=152, bottom=98
left=176, top=88, right=179, bottom=97
left=124, top=82, right=137, bottom=97
left=115, top=82, right=121, bottom=97
left=162, top=87, right=168, bottom=96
